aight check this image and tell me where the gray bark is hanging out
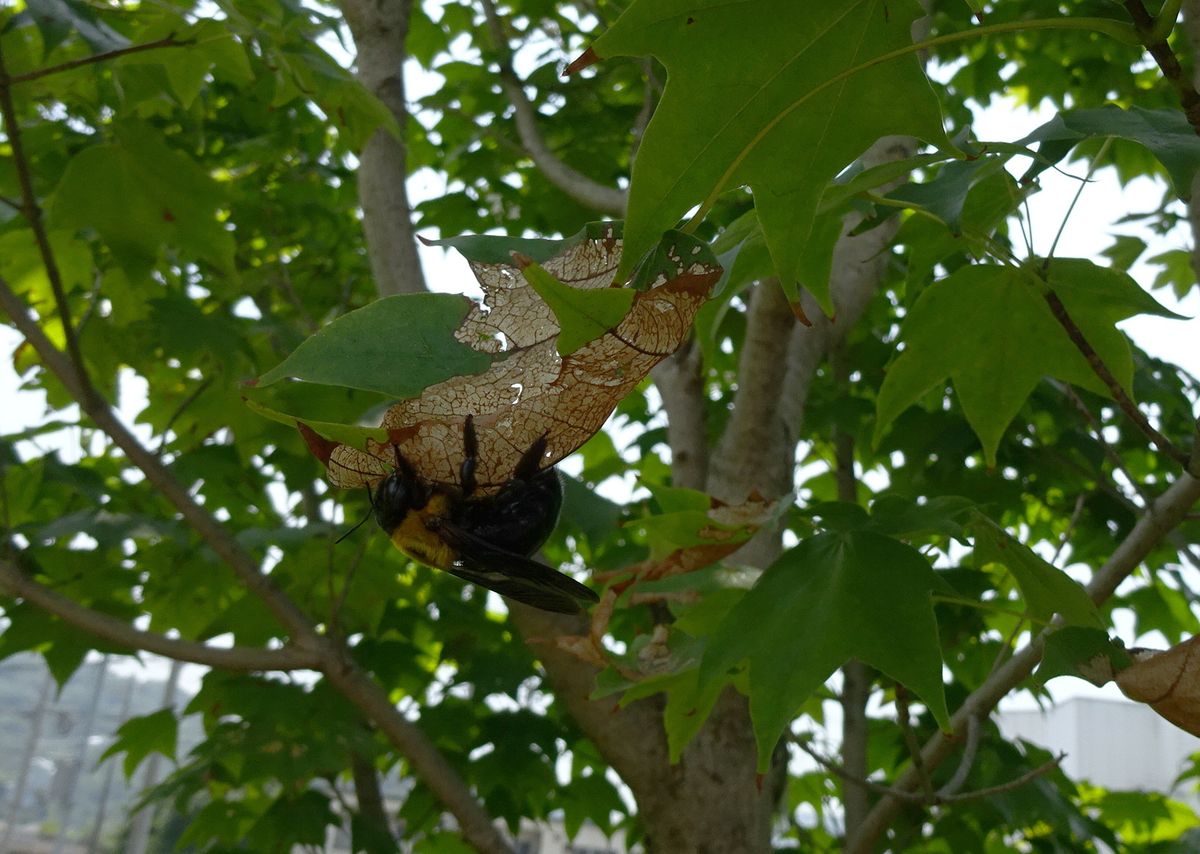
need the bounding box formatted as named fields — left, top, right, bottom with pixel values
left=339, top=0, right=427, bottom=296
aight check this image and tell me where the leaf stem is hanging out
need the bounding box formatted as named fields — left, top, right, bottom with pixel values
left=1044, top=137, right=1113, bottom=263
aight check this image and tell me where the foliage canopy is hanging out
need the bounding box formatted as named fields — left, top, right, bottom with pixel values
left=2, top=0, right=1200, bottom=851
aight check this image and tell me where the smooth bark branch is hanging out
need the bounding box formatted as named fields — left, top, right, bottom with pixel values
left=479, top=0, right=627, bottom=216
left=351, top=748, right=394, bottom=842
left=337, top=0, right=427, bottom=296
left=847, top=471, right=1200, bottom=853
left=0, top=559, right=318, bottom=672
left=708, top=279, right=795, bottom=496
left=778, top=135, right=916, bottom=440
left=651, top=337, right=709, bottom=490
left=0, top=277, right=513, bottom=854
left=832, top=345, right=873, bottom=832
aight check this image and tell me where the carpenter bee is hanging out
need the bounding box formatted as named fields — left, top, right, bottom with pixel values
left=372, top=415, right=598, bottom=614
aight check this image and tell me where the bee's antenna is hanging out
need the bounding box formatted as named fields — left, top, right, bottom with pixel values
left=335, top=485, right=375, bottom=545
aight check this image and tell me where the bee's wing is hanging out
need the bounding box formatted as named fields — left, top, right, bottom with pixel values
left=435, top=522, right=598, bottom=615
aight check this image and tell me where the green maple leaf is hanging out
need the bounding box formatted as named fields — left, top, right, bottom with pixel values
left=968, top=513, right=1102, bottom=629
left=875, top=259, right=1183, bottom=465
left=100, top=708, right=178, bottom=778
left=586, top=0, right=947, bottom=310
left=699, top=530, right=950, bottom=770
left=514, top=256, right=635, bottom=356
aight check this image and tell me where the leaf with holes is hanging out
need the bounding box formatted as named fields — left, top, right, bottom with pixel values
left=256, top=225, right=721, bottom=492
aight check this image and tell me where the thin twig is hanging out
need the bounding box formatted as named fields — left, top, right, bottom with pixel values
left=795, top=736, right=1063, bottom=806
left=895, top=686, right=935, bottom=800
left=1043, top=289, right=1191, bottom=469
left=0, top=44, right=93, bottom=403
left=328, top=531, right=369, bottom=642
left=798, top=738, right=926, bottom=803
left=936, top=714, right=980, bottom=798
left=945, top=755, right=1065, bottom=802
left=1051, top=493, right=1087, bottom=565
left=6, top=35, right=195, bottom=86
left=155, top=376, right=215, bottom=457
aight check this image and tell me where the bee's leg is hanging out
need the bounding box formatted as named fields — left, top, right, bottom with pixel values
left=513, top=432, right=549, bottom=482
left=460, top=414, right=479, bottom=496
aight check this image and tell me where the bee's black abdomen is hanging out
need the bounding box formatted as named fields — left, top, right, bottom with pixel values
left=453, top=468, right=563, bottom=557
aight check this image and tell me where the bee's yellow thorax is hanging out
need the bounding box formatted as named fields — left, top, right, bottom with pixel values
left=389, top=492, right=455, bottom=570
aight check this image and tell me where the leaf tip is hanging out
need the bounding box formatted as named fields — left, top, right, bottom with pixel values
left=789, top=301, right=814, bottom=327
left=511, top=251, right=534, bottom=270
left=564, top=46, right=601, bottom=76
left=297, top=422, right=338, bottom=465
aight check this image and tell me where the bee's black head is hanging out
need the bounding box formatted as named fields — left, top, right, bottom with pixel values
left=373, top=467, right=423, bottom=533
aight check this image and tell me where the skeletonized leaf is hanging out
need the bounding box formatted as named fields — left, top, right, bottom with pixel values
left=283, top=225, right=720, bottom=492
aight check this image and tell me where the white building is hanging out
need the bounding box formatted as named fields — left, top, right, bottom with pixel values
left=997, top=697, right=1200, bottom=811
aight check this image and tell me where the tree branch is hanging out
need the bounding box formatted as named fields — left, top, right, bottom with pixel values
left=894, top=685, right=934, bottom=801
left=831, top=343, right=875, bottom=830
left=336, top=0, right=427, bottom=297
left=510, top=603, right=783, bottom=852
left=479, top=0, right=627, bottom=216
left=708, top=280, right=795, bottom=500
left=778, top=135, right=917, bottom=441
left=0, top=43, right=93, bottom=405
left=350, top=748, right=394, bottom=843
left=0, top=559, right=318, bottom=671
left=1123, top=0, right=1200, bottom=133
left=6, top=35, right=194, bottom=86
left=847, top=470, right=1200, bottom=852
left=936, top=714, right=980, bottom=798
left=797, top=737, right=1063, bottom=806
left=651, top=336, right=708, bottom=490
